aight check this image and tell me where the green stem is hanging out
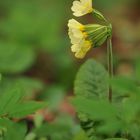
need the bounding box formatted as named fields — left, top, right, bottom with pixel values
left=107, top=38, right=113, bottom=102
left=93, top=9, right=109, bottom=25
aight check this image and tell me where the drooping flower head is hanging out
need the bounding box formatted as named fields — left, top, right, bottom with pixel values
left=71, top=0, right=93, bottom=17
left=68, top=19, right=92, bottom=58
left=68, top=19, right=112, bottom=59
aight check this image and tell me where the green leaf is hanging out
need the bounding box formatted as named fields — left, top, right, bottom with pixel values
left=9, top=101, right=47, bottom=118
left=25, top=132, right=36, bottom=140
left=35, top=123, right=71, bottom=137
left=14, top=77, right=44, bottom=98
left=0, top=88, right=22, bottom=116
left=74, top=59, right=108, bottom=100
left=0, top=77, right=44, bottom=99
left=34, top=115, right=75, bottom=140
left=0, top=118, right=27, bottom=140
left=111, top=76, right=138, bottom=94
left=73, top=130, right=89, bottom=140
left=0, top=85, right=47, bottom=118
left=72, top=97, right=117, bottom=121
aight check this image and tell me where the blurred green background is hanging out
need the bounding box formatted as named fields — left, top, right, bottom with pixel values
left=0, top=0, right=140, bottom=115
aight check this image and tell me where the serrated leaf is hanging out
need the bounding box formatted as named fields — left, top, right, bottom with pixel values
left=72, top=97, right=117, bottom=121
left=0, top=84, right=47, bottom=118
left=9, top=101, right=47, bottom=118
left=74, top=59, right=108, bottom=100
left=0, top=88, right=22, bottom=116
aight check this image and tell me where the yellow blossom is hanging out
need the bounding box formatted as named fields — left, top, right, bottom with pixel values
left=68, top=19, right=92, bottom=59
left=71, top=0, right=93, bottom=17
left=68, top=19, right=111, bottom=59
left=68, top=19, right=85, bottom=44
left=71, top=40, right=92, bottom=59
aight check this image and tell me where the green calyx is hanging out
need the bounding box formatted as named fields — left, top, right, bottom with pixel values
left=84, top=24, right=112, bottom=48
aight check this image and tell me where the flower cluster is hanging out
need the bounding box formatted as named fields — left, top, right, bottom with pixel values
left=68, top=0, right=112, bottom=59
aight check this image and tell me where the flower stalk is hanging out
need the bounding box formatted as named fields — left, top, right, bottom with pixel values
left=68, top=0, right=114, bottom=101
left=107, top=37, right=113, bottom=102
left=93, top=9, right=108, bottom=24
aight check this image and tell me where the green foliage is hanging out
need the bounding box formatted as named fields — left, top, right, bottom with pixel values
left=0, top=87, right=22, bottom=116
left=0, top=42, right=35, bottom=74
left=0, top=118, right=27, bottom=140
left=72, top=97, right=117, bottom=122
left=0, top=86, right=47, bottom=118
left=40, top=86, right=65, bottom=111
left=74, top=59, right=108, bottom=99
left=0, top=79, right=47, bottom=139
left=72, top=59, right=140, bottom=140
left=0, top=77, right=44, bottom=99
left=9, top=101, right=47, bottom=118
left=0, top=0, right=77, bottom=139
left=25, top=115, right=80, bottom=140
left=0, top=0, right=75, bottom=90
left=0, top=0, right=139, bottom=140
left=73, top=130, right=89, bottom=140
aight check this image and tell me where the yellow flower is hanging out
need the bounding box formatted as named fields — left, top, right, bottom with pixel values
left=68, top=19, right=92, bottom=59
left=68, top=19, right=111, bottom=59
left=71, top=0, right=93, bottom=17
left=71, top=40, right=92, bottom=59
left=68, top=19, right=85, bottom=44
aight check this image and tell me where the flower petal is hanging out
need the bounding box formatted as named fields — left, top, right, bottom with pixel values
left=71, top=0, right=93, bottom=17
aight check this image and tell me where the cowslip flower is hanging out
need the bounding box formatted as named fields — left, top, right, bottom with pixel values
left=68, top=19, right=111, bottom=59
left=68, top=19, right=85, bottom=45
left=71, top=0, right=93, bottom=17
left=71, top=40, right=92, bottom=59
left=68, top=19, right=92, bottom=58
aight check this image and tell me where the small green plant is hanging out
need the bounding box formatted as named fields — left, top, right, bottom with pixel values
left=68, top=0, right=140, bottom=140
left=0, top=78, right=47, bottom=140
